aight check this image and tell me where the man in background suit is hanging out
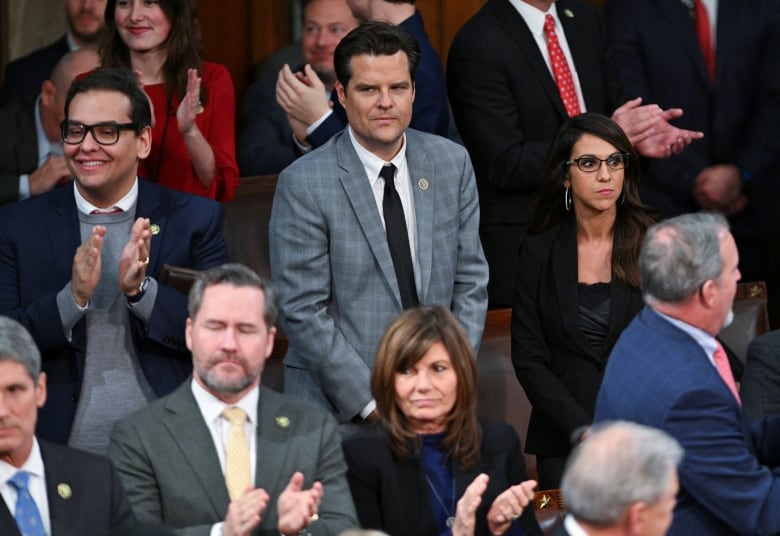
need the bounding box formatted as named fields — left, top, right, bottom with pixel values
left=0, top=316, right=137, bottom=536
left=0, top=68, right=229, bottom=453
left=270, top=22, right=488, bottom=424
left=237, top=0, right=359, bottom=176
left=275, top=0, right=453, bottom=156
left=109, top=264, right=357, bottom=535
left=0, top=48, right=100, bottom=206
left=740, top=330, right=780, bottom=419
left=595, top=212, right=780, bottom=535
left=447, top=0, right=702, bottom=307
left=556, top=421, right=682, bottom=536
left=604, top=0, right=780, bottom=286
left=0, top=0, right=106, bottom=105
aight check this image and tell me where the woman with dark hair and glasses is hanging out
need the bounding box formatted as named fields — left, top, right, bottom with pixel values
left=343, top=306, right=542, bottom=536
left=511, top=113, right=656, bottom=489
left=99, top=0, right=239, bottom=202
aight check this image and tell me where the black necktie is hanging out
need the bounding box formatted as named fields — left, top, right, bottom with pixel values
left=381, top=164, right=418, bottom=309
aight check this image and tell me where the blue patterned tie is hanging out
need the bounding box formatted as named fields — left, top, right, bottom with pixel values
left=8, top=471, right=46, bottom=536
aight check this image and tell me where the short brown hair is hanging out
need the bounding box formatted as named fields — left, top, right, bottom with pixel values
left=372, top=306, right=481, bottom=466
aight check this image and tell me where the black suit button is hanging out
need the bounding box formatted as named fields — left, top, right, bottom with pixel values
left=71, top=393, right=79, bottom=401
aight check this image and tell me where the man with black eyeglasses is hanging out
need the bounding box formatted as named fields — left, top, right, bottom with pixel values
left=0, top=67, right=229, bottom=454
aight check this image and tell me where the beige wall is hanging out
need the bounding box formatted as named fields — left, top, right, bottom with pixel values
left=2, top=0, right=65, bottom=76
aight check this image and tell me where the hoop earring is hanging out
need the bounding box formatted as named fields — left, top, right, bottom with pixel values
left=619, top=191, right=626, bottom=206
left=564, top=187, right=572, bottom=212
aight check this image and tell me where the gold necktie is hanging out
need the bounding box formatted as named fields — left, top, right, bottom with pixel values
left=223, top=406, right=251, bottom=500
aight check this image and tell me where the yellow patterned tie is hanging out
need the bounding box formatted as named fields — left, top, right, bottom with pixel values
left=223, top=407, right=251, bottom=500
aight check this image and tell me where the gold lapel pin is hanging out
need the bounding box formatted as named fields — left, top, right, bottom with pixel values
left=57, top=483, right=72, bottom=499
left=151, top=224, right=160, bottom=235
left=564, top=9, right=574, bottom=18
left=275, top=416, right=290, bottom=428
left=418, top=178, right=429, bottom=191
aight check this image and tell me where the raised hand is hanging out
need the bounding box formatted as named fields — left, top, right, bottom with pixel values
left=277, top=472, right=323, bottom=536
left=486, top=479, right=537, bottom=536
left=224, top=486, right=270, bottom=536
left=72, top=225, right=106, bottom=307
left=118, top=217, right=151, bottom=297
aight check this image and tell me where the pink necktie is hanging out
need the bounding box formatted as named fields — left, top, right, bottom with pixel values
left=90, top=207, right=123, bottom=214
left=713, top=342, right=740, bottom=404
left=543, top=14, right=581, bottom=118
left=693, top=0, right=716, bottom=83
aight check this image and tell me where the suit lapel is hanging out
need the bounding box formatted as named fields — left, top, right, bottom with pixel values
left=135, top=181, right=166, bottom=276
left=253, top=388, right=290, bottom=492
left=161, top=384, right=230, bottom=517
left=0, top=496, right=22, bottom=536
left=335, top=134, right=403, bottom=307
left=551, top=219, right=598, bottom=359
left=560, top=0, right=602, bottom=111
left=658, top=0, right=710, bottom=86
left=406, top=132, right=435, bottom=302
left=48, top=187, right=82, bottom=277
left=40, top=442, right=78, bottom=536
left=494, top=0, right=568, bottom=119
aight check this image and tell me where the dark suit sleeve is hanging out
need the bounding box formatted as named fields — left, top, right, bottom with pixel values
left=742, top=331, right=780, bottom=419
left=309, top=412, right=360, bottom=534
left=237, top=79, right=298, bottom=175
left=665, top=386, right=780, bottom=533
left=447, top=30, right=552, bottom=193
left=144, top=202, right=227, bottom=351
left=511, top=237, right=592, bottom=440
left=343, top=438, right=385, bottom=529
left=306, top=111, right=346, bottom=149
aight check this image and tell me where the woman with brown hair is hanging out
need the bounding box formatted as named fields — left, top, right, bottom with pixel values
left=100, top=0, right=239, bottom=201
left=511, top=113, right=656, bottom=489
left=343, top=306, right=542, bottom=536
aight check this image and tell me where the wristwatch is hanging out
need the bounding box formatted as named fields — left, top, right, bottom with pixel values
left=127, top=276, right=150, bottom=305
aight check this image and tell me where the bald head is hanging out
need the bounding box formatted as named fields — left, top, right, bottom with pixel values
left=562, top=421, right=683, bottom=530
left=40, top=48, right=101, bottom=142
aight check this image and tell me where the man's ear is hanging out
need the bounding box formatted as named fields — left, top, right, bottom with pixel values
left=336, top=81, right=347, bottom=107
left=137, top=125, right=152, bottom=160
left=36, top=372, right=47, bottom=409
left=185, top=317, right=193, bottom=352
left=700, top=278, right=717, bottom=308
left=40, top=80, right=56, bottom=108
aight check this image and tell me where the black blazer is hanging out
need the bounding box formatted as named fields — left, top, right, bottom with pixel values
left=0, top=440, right=137, bottom=535
left=447, top=0, right=622, bottom=305
left=0, top=35, right=69, bottom=106
left=511, top=217, right=643, bottom=456
left=342, top=421, right=542, bottom=536
left=0, top=94, right=39, bottom=205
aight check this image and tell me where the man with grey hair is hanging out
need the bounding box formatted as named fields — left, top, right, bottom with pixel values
left=559, top=421, right=682, bottom=536
left=595, top=212, right=780, bottom=535
left=0, top=315, right=138, bottom=535
left=108, top=264, right=357, bottom=536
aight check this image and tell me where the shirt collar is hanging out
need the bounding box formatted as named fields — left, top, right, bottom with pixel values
left=73, top=177, right=139, bottom=215
left=190, top=378, right=259, bottom=428
left=347, top=126, right=408, bottom=187
left=509, top=0, right=562, bottom=36
left=652, top=308, right=719, bottom=359
left=0, top=438, right=45, bottom=483
left=563, top=514, right=592, bottom=536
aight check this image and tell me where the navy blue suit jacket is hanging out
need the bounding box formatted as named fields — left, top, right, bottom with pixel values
left=595, top=307, right=780, bottom=535
left=604, top=0, right=780, bottom=230
left=0, top=440, right=137, bottom=535
left=0, top=180, right=228, bottom=444
left=0, top=35, right=69, bottom=106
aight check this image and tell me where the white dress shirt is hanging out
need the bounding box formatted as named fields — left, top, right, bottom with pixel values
left=0, top=439, right=52, bottom=536
left=509, top=0, right=587, bottom=113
